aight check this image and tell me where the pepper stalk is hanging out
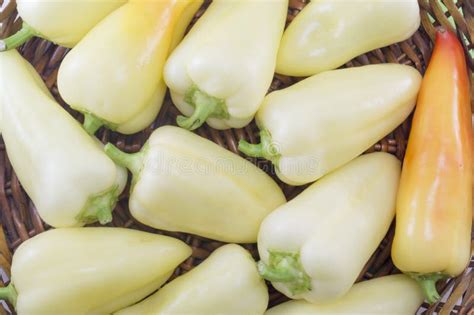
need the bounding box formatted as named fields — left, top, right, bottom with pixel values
left=0, top=23, right=38, bottom=51
left=257, top=251, right=311, bottom=295
left=0, top=283, right=18, bottom=308
left=238, top=130, right=281, bottom=164
left=76, top=185, right=122, bottom=225
left=177, top=85, right=229, bottom=130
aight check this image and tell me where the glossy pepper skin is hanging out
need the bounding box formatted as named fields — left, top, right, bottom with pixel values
left=265, top=275, right=424, bottom=315
left=0, top=50, right=127, bottom=227
left=116, top=244, right=269, bottom=315
left=0, top=0, right=126, bottom=51
left=163, top=0, right=288, bottom=130
left=104, top=126, right=286, bottom=243
left=392, top=29, right=473, bottom=304
left=0, top=228, right=191, bottom=315
left=258, top=152, right=400, bottom=303
left=276, top=0, right=419, bottom=77
left=58, top=0, right=203, bottom=135
left=239, top=64, right=421, bottom=186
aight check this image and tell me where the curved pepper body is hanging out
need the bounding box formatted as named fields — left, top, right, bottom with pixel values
left=105, top=126, right=286, bottom=243
left=276, top=0, right=420, bottom=76
left=0, top=0, right=126, bottom=51
left=58, top=0, right=202, bottom=134
left=164, top=0, right=287, bottom=130
left=114, top=84, right=168, bottom=135
left=0, top=50, right=127, bottom=227
left=265, top=275, right=424, bottom=315
left=239, top=64, right=421, bottom=186
left=392, top=30, right=472, bottom=303
left=116, top=244, right=268, bottom=315
left=258, top=152, right=400, bottom=303
left=2, top=228, right=191, bottom=315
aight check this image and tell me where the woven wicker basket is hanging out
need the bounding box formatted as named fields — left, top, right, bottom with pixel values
left=0, top=0, right=473, bottom=314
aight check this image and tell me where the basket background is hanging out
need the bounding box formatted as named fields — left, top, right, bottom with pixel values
left=0, top=0, right=473, bottom=314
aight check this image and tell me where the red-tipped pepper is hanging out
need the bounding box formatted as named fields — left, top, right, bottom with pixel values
left=392, top=28, right=473, bottom=304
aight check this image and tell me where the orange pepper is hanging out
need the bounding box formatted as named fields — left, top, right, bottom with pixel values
left=392, top=28, right=473, bottom=304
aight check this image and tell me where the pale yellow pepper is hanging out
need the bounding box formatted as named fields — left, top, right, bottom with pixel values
left=164, top=0, right=288, bottom=130
left=265, top=275, right=424, bottom=315
left=276, top=0, right=420, bottom=76
left=239, top=64, right=421, bottom=186
left=0, top=0, right=126, bottom=50
left=0, top=50, right=127, bottom=227
left=58, top=0, right=203, bottom=135
left=258, top=153, right=400, bottom=303
left=105, top=126, right=286, bottom=243
left=116, top=244, right=268, bottom=315
left=0, top=228, right=191, bottom=315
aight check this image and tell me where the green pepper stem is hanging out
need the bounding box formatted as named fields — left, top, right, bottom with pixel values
left=0, top=283, right=17, bottom=307
left=104, top=143, right=144, bottom=178
left=419, top=278, right=440, bottom=304
left=258, top=251, right=311, bottom=295
left=177, top=101, right=217, bottom=130
left=177, top=85, right=229, bottom=130
left=0, top=23, right=37, bottom=51
left=409, top=272, right=447, bottom=304
left=238, top=130, right=281, bottom=163
left=258, top=261, right=298, bottom=282
left=76, top=186, right=120, bottom=225
left=83, top=112, right=104, bottom=136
